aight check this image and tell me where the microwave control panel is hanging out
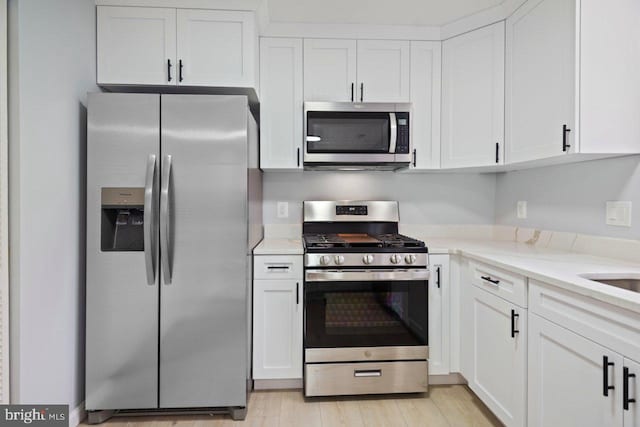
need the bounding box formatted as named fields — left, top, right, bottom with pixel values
left=395, top=112, right=410, bottom=154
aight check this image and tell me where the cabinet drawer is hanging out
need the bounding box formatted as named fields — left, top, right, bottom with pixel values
left=470, top=260, right=527, bottom=307
left=529, top=280, right=640, bottom=364
left=254, top=255, right=302, bottom=280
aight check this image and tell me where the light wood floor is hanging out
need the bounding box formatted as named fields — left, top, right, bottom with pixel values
left=84, top=385, right=503, bottom=427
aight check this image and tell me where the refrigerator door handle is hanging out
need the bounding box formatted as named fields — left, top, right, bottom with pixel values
left=144, top=154, right=157, bottom=285
left=161, top=154, right=173, bottom=285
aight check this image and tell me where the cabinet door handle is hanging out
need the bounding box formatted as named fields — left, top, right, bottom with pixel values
left=436, top=266, right=441, bottom=289
left=360, top=82, right=364, bottom=102
left=624, top=366, right=636, bottom=410
left=603, top=356, right=615, bottom=396
left=412, top=149, right=417, bottom=167
left=179, top=59, right=184, bottom=82
left=167, top=59, right=172, bottom=82
left=481, top=275, right=500, bottom=285
left=351, top=83, right=354, bottom=102
left=297, top=147, right=301, bottom=167
left=562, top=124, right=571, bottom=152
left=495, top=142, right=500, bottom=164
left=510, top=309, right=519, bottom=338
left=296, top=282, right=299, bottom=305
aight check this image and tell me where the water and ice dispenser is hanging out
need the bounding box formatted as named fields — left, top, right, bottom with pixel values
left=101, top=187, right=145, bottom=251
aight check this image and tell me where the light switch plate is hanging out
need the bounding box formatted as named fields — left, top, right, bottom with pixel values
left=606, top=201, right=632, bottom=227
left=517, top=201, right=527, bottom=219
left=277, top=201, right=289, bottom=219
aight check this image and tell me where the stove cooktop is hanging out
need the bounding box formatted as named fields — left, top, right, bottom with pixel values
left=303, top=233, right=426, bottom=252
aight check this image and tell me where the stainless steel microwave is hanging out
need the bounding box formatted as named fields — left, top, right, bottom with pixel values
left=303, top=102, right=412, bottom=170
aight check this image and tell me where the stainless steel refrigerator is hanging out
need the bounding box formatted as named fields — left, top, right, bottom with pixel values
left=85, top=93, right=262, bottom=422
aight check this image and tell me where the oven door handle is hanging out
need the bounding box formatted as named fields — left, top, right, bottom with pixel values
left=305, top=269, right=429, bottom=282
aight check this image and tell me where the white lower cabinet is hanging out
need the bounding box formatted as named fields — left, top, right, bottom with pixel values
left=469, top=285, right=527, bottom=427
left=624, top=357, right=640, bottom=427
left=428, top=254, right=450, bottom=376
left=253, top=256, right=303, bottom=380
left=528, top=313, right=622, bottom=427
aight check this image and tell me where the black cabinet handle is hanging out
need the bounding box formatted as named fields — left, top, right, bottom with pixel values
left=351, top=83, right=354, bottom=102
left=412, top=149, right=417, bottom=167
left=562, top=124, right=571, bottom=152
left=360, top=82, right=364, bottom=102
left=624, top=366, right=636, bottom=410
left=179, top=59, right=184, bottom=82
left=603, top=356, right=615, bottom=396
left=296, top=282, right=299, bottom=305
left=167, top=59, right=172, bottom=82
left=297, top=147, right=300, bottom=167
left=510, top=309, right=520, bottom=338
left=436, top=266, right=441, bottom=289
left=481, top=275, right=500, bottom=285
left=495, top=142, right=500, bottom=164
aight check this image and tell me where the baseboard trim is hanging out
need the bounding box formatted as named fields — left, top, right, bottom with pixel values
left=69, top=401, right=86, bottom=427
left=254, top=379, right=303, bottom=390
left=429, top=373, right=467, bottom=385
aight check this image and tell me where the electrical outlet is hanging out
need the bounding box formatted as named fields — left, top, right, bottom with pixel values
left=606, top=201, right=632, bottom=227
left=517, top=201, right=527, bottom=219
left=277, top=201, right=289, bottom=219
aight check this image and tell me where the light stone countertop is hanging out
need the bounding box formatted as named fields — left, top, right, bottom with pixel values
left=253, top=238, right=304, bottom=255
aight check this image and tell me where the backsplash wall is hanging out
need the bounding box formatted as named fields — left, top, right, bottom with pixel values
left=495, top=155, right=640, bottom=239
left=263, top=171, right=497, bottom=224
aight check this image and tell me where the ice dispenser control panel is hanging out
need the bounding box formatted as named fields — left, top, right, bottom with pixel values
left=101, top=187, right=145, bottom=251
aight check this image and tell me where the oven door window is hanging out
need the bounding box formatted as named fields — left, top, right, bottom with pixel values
left=304, top=280, right=427, bottom=348
left=306, top=112, right=391, bottom=153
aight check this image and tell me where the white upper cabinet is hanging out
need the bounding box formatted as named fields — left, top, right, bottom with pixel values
left=260, top=38, right=304, bottom=170
left=505, top=0, right=575, bottom=163
left=176, top=10, right=256, bottom=87
left=356, top=40, right=410, bottom=102
left=409, top=41, right=442, bottom=170
left=303, top=39, right=357, bottom=102
left=97, top=6, right=257, bottom=88
left=97, top=6, right=177, bottom=85
left=441, top=22, right=505, bottom=168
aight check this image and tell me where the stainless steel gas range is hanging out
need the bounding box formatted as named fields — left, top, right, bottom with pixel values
left=302, top=201, right=429, bottom=397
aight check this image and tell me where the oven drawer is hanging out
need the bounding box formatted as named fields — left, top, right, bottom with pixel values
left=254, top=255, right=303, bottom=280
left=305, top=361, right=428, bottom=397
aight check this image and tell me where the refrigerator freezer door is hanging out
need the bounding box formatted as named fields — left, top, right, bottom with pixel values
left=159, top=95, right=248, bottom=408
left=86, top=93, right=160, bottom=410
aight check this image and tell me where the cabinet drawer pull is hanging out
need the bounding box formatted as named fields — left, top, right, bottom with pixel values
left=360, top=82, right=364, bottom=102
left=603, top=356, right=615, bottom=396
left=510, top=309, right=520, bottom=338
left=354, top=369, right=381, bottom=378
left=481, top=275, right=500, bottom=285
left=167, top=59, right=172, bottom=82
left=436, top=266, right=441, bottom=289
left=562, top=124, right=571, bottom=152
left=179, top=59, right=184, bottom=82
left=624, top=366, right=636, bottom=410
left=412, top=149, right=417, bottom=167
left=267, top=265, right=290, bottom=271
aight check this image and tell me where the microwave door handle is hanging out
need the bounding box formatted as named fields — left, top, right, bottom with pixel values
left=389, top=112, right=397, bottom=154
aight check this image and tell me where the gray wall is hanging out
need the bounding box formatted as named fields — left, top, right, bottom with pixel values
left=264, top=171, right=497, bottom=224
left=495, top=155, right=640, bottom=239
left=9, top=0, right=97, bottom=407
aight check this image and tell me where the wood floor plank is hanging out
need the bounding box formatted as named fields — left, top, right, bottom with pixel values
left=279, top=391, right=322, bottom=427
left=318, top=399, right=365, bottom=427
left=357, top=397, right=407, bottom=427
left=396, top=395, right=451, bottom=427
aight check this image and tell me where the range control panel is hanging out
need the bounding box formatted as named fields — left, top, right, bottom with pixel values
left=336, top=205, right=368, bottom=216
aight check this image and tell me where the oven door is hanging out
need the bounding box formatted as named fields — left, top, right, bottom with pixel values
left=304, top=269, right=428, bottom=350
left=304, top=110, right=397, bottom=164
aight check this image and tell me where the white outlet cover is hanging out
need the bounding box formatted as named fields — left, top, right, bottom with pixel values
left=606, top=201, right=632, bottom=227
left=277, top=201, right=289, bottom=219
left=517, top=201, right=527, bottom=219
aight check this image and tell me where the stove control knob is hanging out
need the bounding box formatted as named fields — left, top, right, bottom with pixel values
left=320, top=255, right=332, bottom=266
left=334, top=255, right=345, bottom=265
left=390, top=254, right=402, bottom=264
left=363, top=254, right=374, bottom=265
left=405, top=254, right=417, bottom=265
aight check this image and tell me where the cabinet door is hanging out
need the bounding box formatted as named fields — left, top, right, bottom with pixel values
left=356, top=40, right=410, bottom=102
left=428, top=255, right=450, bottom=375
left=470, top=286, right=526, bottom=427
left=409, top=41, right=442, bottom=170
left=529, top=313, right=622, bottom=427
left=253, top=280, right=302, bottom=379
left=97, top=6, right=176, bottom=85
left=260, top=38, right=303, bottom=170
left=441, top=22, right=505, bottom=168
left=505, top=0, right=576, bottom=163
left=177, top=9, right=256, bottom=87
left=303, top=39, right=357, bottom=102
left=624, top=358, right=640, bottom=427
